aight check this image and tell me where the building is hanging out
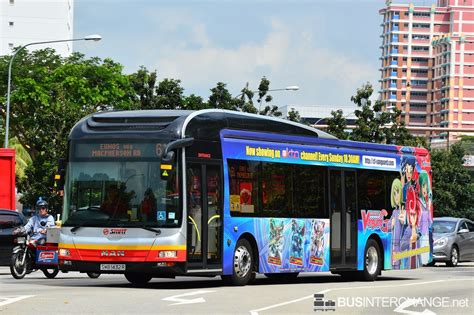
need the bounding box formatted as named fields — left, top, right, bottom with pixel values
left=279, top=104, right=357, bottom=125
left=379, top=0, right=474, bottom=146
left=0, top=0, right=74, bottom=57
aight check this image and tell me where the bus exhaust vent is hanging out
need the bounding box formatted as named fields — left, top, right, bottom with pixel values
left=87, top=115, right=180, bottom=131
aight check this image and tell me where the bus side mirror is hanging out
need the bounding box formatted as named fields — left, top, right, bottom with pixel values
left=160, top=138, right=194, bottom=180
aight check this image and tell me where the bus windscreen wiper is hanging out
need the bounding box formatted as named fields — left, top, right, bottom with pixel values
left=140, top=225, right=161, bottom=235
left=70, top=221, right=95, bottom=233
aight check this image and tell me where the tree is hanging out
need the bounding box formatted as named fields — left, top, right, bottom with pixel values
left=0, top=49, right=134, bottom=210
left=287, top=108, right=301, bottom=122
left=326, top=110, right=349, bottom=140
left=208, top=82, right=234, bottom=110
left=326, top=82, right=426, bottom=147
left=128, top=66, right=157, bottom=109
left=154, top=78, right=185, bottom=109
left=431, top=144, right=474, bottom=220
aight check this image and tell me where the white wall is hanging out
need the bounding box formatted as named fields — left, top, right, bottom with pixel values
left=0, top=0, right=74, bottom=57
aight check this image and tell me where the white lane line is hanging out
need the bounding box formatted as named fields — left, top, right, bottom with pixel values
left=162, top=290, right=215, bottom=306
left=0, top=295, right=35, bottom=307
left=249, top=278, right=473, bottom=315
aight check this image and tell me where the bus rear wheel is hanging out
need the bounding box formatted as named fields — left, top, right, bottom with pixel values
left=229, top=238, right=255, bottom=286
left=362, top=239, right=382, bottom=281
left=124, top=273, right=152, bottom=285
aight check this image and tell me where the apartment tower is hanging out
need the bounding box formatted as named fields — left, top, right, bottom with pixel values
left=0, top=0, right=74, bottom=57
left=379, top=0, right=474, bottom=145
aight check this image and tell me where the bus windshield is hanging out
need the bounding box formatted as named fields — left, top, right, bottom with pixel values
left=62, top=142, right=180, bottom=228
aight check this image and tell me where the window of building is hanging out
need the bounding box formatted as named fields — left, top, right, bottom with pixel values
left=9, top=21, right=14, bottom=27
left=413, top=12, right=430, bottom=17
left=8, top=43, right=13, bottom=48
left=412, top=34, right=430, bottom=40
left=413, top=23, right=430, bottom=29
left=411, top=69, right=428, bottom=74
left=412, top=57, right=428, bottom=63
left=9, top=0, right=14, bottom=5
left=413, top=46, right=429, bottom=51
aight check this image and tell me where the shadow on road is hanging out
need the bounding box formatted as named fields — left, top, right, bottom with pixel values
left=23, top=273, right=420, bottom=290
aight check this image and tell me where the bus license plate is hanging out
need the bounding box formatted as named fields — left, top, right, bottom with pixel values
left=100, top=264, right=126, bottom=271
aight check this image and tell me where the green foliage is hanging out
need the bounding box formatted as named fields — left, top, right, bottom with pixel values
left=326, top=110, right=349, bottom=140
left=0, top=49, right=134, bottom=211
left=431, top=144, right=474, bottom=220
left=325, top=82, right=426, bottom=147
left=287, top=109, right=301, bottom=122
left=208, top=82, right=234, bottom=110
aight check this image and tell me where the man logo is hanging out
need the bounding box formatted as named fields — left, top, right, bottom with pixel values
left=101, top=250, right=125, bottom=257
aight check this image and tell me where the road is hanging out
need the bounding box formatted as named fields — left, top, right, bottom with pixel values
left=0, top=263, right=472, bottom=315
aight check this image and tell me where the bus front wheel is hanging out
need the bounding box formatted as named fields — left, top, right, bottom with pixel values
left=362, top=239, right=382, bottom=281
left=229, top=238, right=255, bottom=286
left=124, top=273, right=152, bottom=285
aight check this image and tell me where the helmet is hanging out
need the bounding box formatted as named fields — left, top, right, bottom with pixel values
left=36, top=197, right=48, bottom=209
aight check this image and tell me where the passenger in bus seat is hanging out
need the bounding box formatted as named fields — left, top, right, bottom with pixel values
left=140, top=188, right=157, bottom=222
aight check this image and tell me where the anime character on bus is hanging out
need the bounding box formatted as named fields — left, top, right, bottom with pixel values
left=268, top=218, right=284, bottom=266
left=290, top=219, right=305, bottom=266
left=310, top=220, right=325, bottom=265
left=390, top=178, right=405, bottom=269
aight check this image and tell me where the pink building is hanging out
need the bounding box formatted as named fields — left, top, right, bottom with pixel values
left=379, top=0, right=474, bottom=146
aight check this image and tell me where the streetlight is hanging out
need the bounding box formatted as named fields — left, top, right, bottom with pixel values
left=235, top=85, right=299, bottom=114
left=312, top=110, right=355, bottom=127
left=235, top=85, right=299, bottom=99
left=3, top=34, right=102, bottom=148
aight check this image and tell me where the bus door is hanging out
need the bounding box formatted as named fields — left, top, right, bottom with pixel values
left=329, top=169, right=357, bottom=268
left=186, top=163, right=222, bottom=270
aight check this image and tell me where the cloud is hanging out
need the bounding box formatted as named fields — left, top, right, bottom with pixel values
left=145, top=13, right=378, bottom=105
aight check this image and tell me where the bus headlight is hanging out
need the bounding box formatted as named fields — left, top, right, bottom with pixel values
left=59, top=249, right=71, bottom=256
left=158, top=251, right=177, bottom=258
left=433, top=237, right=447, bottom=248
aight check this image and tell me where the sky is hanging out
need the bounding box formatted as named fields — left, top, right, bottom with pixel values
left=73, top=0, right=436, bottom=110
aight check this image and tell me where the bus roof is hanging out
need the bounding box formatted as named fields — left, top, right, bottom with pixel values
left=69, top=109, right=336, bottom=141
left=68, top=109, right=428, bottom=156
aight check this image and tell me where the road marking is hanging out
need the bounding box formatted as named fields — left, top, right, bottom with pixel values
left=249, top=278, right=473, bottom=315
left=162, top=290, right=215, bottom=306
left=394, top=298, right=436, bottom=315
left=0, top=295, right=35, bottom=307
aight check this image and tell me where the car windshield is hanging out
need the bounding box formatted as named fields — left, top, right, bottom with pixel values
left=62, top=141, right=180, bottom=228
left=433, top=220, right=457, bottom=233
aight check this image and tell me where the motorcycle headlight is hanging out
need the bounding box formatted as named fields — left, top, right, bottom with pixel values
left=15, top=237, right=26, bottom=244
left=59, top=249, right=70, bottom=256
left=434, top=237, right=447, bottom=248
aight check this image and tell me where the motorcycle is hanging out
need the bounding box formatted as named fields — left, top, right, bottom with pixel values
left=10, top=226, right=60, bottom=279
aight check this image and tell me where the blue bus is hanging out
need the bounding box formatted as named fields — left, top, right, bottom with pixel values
left=58, top=109, right=433, bottom=285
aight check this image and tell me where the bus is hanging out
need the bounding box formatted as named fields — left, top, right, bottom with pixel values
left=58, top=109, right=433, bottom=285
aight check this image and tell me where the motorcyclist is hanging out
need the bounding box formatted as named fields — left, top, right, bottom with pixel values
left=22, top=198, right=55, bottom=245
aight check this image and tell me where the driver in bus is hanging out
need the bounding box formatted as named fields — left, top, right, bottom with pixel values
left=101, top=185, right=128, bottom=218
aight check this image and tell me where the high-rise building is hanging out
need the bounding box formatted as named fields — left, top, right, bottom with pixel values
left=0, top=0, right=74, bottom=57
left=379, top=0, right=474, bottom=146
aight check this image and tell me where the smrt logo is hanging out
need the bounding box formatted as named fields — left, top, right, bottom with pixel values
left=103, top=228, right=127, bottom=236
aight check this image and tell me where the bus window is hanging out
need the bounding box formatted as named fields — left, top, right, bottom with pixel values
left=228, top=159, right=259, bottom=216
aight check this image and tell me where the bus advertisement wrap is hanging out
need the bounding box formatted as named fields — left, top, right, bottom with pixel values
left=221, top=130, right=433, bottom=274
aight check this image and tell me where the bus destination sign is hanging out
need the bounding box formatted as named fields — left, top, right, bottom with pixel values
left=74, top=142, right=164, bottom=159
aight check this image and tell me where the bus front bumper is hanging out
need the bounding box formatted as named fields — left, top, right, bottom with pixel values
left=59, top=259, right=186, bottom=276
